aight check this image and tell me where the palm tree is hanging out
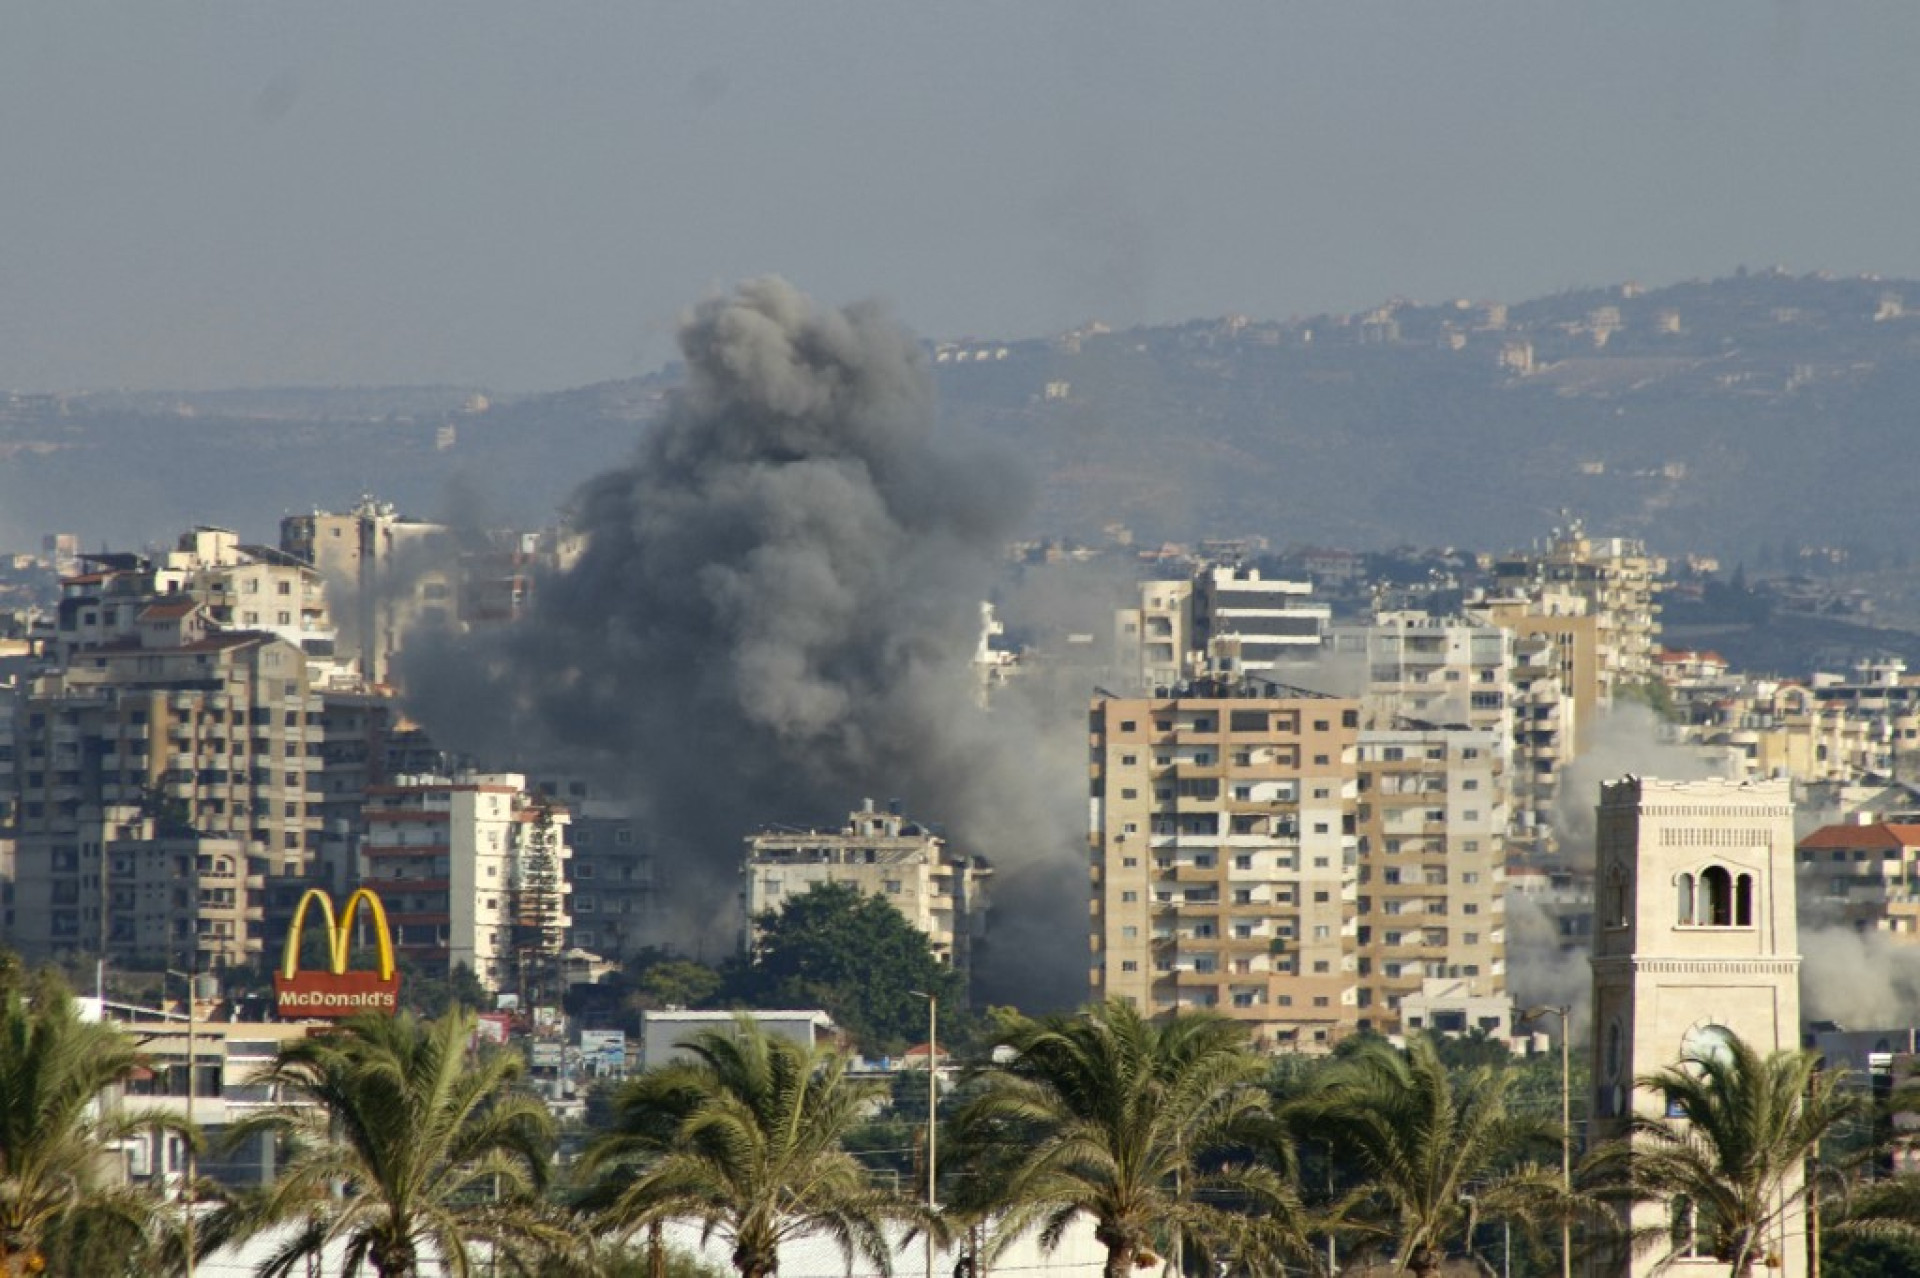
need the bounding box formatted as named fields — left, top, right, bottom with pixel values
left=205, top=1009, right=560, bottom=1277
left=1615, top=1034, right=1862, bottom=1277
left=577, top=1015, right=916, bottom=1278
left=0, top=980, right=177, bottom=1275
left=948, top=999, right=1308, bottom=1278
left=1287, top=1034, right=1565, bottom=1278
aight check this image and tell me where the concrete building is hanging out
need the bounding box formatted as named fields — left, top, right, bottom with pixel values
left=1796, top=822, right=1920, bottom=941
left=1115, top=566, right=1328, bottom=691
left=1330, top=612, right=1516, bottom=752
left=566, top=800, right=657, bottom=960
left=359, top=773, right=571, bottom=993
left=744, top=800, right=988, bottom=982
left=281, top=499, right=455, bottom=686
left=1089, top=678, right=1362, bottom=1049
left=9, top=597, right=322, bottom=969
left=640, top=1008, right=836, bottom=1069
left=1355, top=725, right=1507, bottom=1031
left=1588, top=776, right=1803, bottom=1277
left=1493, top=522, right=1666, bottom=703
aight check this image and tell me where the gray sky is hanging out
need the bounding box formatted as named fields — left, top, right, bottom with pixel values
left=4, top=2, right=1917, bottom=393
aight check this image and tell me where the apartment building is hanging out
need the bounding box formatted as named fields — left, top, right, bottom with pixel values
left=9, top=600, right=322, bottom=968
left=1089, top=679, right=1362, bottom=1049
left=1330, top=612, right=1515, bottom=746
left=1115, top=566, right=1328, bottom=691
left=359, top=773, right=571, bottom=993
left=1796, top=822, right=1920, bottom=940
left=567, top=800, right=657, bottom=959
left=281, top=500, right=455, bottom=686
left=743, top=799, right=989, bottom=981
left=1493, top=522, right=1665, bottom=701
left=1355, top=725, right=1507, bottom=1030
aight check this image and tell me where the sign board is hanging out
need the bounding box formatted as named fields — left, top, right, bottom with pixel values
left=475, top=1013, right=513, bottom=1046
left=581, top=1029, right=628, bottom=1074
left=274, top=888, right=401, bottom=1019
left=529, top=1041, right=564, bottom=1068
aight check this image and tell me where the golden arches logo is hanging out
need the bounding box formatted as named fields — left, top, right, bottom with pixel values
left=274, top=887, right=402, bottom=1018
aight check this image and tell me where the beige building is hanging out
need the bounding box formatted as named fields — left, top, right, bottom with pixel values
left=11, top=584, right=322, bottom=969
left=1090, top=680, right=1361, bottom=1050
left=281, top=500, right=455, bottom=686
left=743, top=800, right=988, bottom=981
left=1492, top=522, right=1666, bottom=703
left=1589, top=776, right=1803, bottom=1277
left=1796, top=822, right=1920, bottom=940
left=359, top=773, right=572, bottom=994
left=1355, top=725, right=1507, bottom=1031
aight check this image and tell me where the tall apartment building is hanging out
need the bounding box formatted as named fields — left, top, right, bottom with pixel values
left=1493, top=522, right=1665, bottom=702
left=1089, top=680, right=1362, bottom=1049
left=743, top=799, right=989, bottom=982
left=1355, top=726, right=1507, bottom=1029
left=9, top=597, right=322, bottom=969
left=281, top=500, right=455, bottom=686
left=565, top=800, right=657, bottom=960
left=358, top=773, right=571, bottom=993
left=1329, top=612, right=1515, bottom=748
left=1115, top=566, right=1328, bottom=691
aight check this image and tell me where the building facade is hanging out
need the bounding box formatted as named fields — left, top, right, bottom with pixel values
left=1355, top=725, right=1507, bottom=1029
left=1089, top=680, right=1362, bottom=1049
left=744, top=800, right=988, bottom=982
left=359, top=773, right=571, bottom=993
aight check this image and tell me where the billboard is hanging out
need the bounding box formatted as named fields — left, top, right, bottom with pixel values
left=274, top=888, right=402, bottom=1019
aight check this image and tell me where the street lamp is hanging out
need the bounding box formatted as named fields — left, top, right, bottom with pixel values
left=1521, top=1004, right=1572, bottom=1278
left=910, top=991, right=938, bottom=1278
left=166, top=967, right=200, bottom=1278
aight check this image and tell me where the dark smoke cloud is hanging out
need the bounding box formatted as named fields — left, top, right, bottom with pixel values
left=402, top=279, right=1090, bottom=1007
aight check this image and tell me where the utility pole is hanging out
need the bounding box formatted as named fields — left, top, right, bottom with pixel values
left=912, top=991, right=938, bottom=1278
left=1522, top=1005, right=1572, bottom=1278
left=168, top=965, right=200, bottom=1278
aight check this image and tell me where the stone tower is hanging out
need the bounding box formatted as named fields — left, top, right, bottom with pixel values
left=1588, top=776, right=1802, bottom=1277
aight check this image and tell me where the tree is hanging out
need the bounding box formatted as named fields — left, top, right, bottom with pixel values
left=949, top=1000, right=1308, bottom=1278
left=0, top=979, right=177, bottom=1275
left=206, top=1009, right=561, bottom=1277
left=1288, top=1034, right=1566, bottom=1278
left=577, top=1015, right=917, bottom=1278
left=1610, top=1034, right=1862, bottom=1277
left=723, top=882, right=961, bottom=1051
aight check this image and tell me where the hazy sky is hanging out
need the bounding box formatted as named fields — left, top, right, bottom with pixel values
left=4, top=3, right=1918, bottom=393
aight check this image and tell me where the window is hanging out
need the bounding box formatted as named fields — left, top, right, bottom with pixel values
left=1120, top=960, right=1138, bottom=973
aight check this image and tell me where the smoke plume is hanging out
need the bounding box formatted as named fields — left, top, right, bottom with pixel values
left=402, top=279, right=1091, bottom=1007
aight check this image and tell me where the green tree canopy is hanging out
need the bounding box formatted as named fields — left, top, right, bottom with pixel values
left=1598, top=1033, right=1862, bottom=1278
left=205, top=1009, right=561, bottom=1278
left=576, top=1015, right=920, bottom=1278
left=0, top=977, right=178, bottom=1275
left=1287, top=1034, right=1567, bottom=1278
left=949, top=1000, right=1309, bottom=1278
left=723, top=882, right=961, bottom=1052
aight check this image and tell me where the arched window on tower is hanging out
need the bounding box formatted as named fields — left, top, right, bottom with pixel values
left=1735, top=873, right=1754, bottom=927
left=1701, top=866, right=1733, bottom=926
left=1676, top=873, right=1695, bottom=926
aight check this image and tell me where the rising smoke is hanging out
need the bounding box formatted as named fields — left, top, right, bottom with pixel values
left=401, top=279, right=1091, bottom=1007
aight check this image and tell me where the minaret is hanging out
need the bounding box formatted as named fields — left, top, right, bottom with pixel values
left=1588, top=776, right=1802, bottom=1277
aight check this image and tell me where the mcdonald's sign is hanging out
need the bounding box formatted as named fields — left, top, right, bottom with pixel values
left=273, top=887, right=402, bottom=1019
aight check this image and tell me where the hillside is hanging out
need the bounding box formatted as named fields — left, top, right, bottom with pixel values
left=4, top=270, right=1919, bottom=563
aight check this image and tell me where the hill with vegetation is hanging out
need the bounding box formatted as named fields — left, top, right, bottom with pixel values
left=5, top=270, right=1920, bottom=568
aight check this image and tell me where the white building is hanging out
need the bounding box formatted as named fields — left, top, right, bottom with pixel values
left=359, top=773, right=572, bottom=993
